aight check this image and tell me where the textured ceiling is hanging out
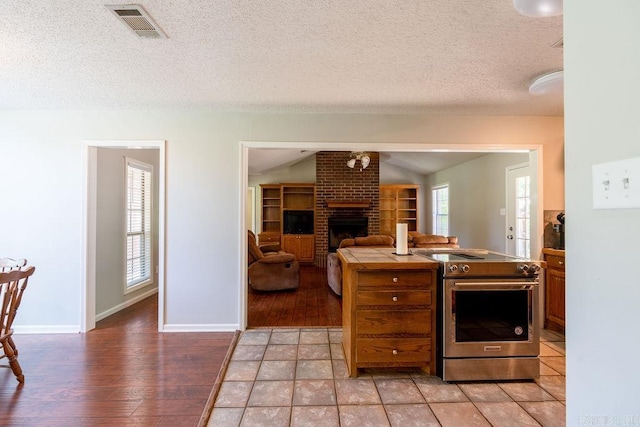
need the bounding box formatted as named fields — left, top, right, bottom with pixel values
left=1, top=1, right=563, bottom=115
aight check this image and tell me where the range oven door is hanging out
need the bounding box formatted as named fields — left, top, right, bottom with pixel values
left=443, top=278, right=539, bottom=358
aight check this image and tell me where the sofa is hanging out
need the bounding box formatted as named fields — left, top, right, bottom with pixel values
left=327, top=233, right=460, bottom=296
left=411, top=234, right=459, bottom=249
left=326, top=235, right=395, bottom=296
left=248, top=230, right=299, bottom=291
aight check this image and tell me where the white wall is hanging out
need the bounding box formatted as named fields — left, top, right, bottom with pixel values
left=424, top=152, right=529, bottom=252
left=0, top=111, right=562, bottom=333
left=246, top=114, right=565, bottom=210
left=565, top=0, right=640, bottom=423
left=96, top=148, right=159, bottom=318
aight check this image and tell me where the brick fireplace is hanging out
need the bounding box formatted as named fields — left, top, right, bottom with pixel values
left=315, top=151, right=380, bottom=266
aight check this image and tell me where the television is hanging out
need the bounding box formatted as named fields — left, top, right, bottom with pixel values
left=283, top=210, right=314, bottom=234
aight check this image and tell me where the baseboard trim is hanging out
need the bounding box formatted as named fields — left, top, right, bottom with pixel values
left=14, top=325, right=82, bottom=334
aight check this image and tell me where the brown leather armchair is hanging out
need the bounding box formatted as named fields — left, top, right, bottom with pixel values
left=248, top=231, right=299, bottom=291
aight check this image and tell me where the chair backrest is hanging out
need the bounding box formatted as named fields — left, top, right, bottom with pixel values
left=0, top=258, right=27, bottom=272
left=339, top=235, right=395, bottom=248
left=247, top=231, right=264, bottom=265
left=0, top=266, right=35, bottom=338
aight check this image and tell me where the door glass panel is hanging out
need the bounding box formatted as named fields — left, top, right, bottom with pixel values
left=514, top=176, right=531, bottom=258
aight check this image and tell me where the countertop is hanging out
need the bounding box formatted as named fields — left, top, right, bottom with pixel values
left=542, top=248, right=565, bottom=256
left=337, top=247, right=439, bottom=270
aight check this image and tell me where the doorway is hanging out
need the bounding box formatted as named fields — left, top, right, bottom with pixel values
left=82, top=140, right=166, bottom=332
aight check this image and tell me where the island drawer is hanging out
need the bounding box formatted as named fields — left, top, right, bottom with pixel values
left=356, top=270, right=431, bottom=287
left=545, top=255, right=565, bottom=269
left=357, top=290, right=431, bottom=307
left=356, top=309, right=431, bottom=335
left=356, top=337, right=431, bottom=363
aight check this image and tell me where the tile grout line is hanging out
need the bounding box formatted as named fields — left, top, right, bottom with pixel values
left=214, top=327, right=565, bottom=426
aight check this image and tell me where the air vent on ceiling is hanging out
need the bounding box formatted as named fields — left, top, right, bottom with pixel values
left=106, top=4, right=167, bottom=39
left=551, top=38, right=563, bottom=48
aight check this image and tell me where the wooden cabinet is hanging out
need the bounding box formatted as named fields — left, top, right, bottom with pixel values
left=379, top=184, right=419, bottom=238
left=259, top=184, right=282, bottom=245
left=282, top=184, right=315, bottom=263
left=259, top=183, right=315, bottom=262
left=543, top=248, right=565, bottom=333
left=282, top=234, right=315, bottom=263
left=338, top=251, right=437, bottom=377
left=282, top=184, right=315, bottom=210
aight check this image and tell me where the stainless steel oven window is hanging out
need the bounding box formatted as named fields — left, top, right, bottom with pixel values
left=453, top=288, right=531, bottom=342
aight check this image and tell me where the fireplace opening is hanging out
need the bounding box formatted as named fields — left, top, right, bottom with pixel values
left=328, top=217, right=368, bottom=252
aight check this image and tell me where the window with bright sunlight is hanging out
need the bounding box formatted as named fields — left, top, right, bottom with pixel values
left=125, top=158, right=153, bottom=292
left=432, top=184, right=449, bottom=236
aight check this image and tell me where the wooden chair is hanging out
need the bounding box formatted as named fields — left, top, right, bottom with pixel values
left=0, top=258, right=27, bottom=272
left=0, top=265, right=35, bottom=383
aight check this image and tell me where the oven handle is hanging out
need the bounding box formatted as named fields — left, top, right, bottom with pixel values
left=448, top=281, right=538, bottom=291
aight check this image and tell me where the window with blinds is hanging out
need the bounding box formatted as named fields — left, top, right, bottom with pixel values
left=432, top=184, right=449, bottom=236
left=125, top=158, right=153, bottom=292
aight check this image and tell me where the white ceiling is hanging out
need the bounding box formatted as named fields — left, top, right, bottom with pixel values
left=2, top=1, right=561, bottom=175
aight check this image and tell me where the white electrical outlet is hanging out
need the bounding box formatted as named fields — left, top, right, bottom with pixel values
left=592, top=156, right=640, bottom=209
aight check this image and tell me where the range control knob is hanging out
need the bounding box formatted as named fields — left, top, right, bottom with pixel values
left=518, top=264, right=529, bottom=273
left=448, top=265, right=458, bottom=273
left=460, top=264, right=470, bottom=273
left=528, top=264, right=540, bottom=273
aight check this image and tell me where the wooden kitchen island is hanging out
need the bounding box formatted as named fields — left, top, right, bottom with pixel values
left=337, top=247, right=440, bottom=378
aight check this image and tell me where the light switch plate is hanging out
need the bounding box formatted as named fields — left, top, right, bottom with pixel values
left=592, top=156, right=640, bottom=209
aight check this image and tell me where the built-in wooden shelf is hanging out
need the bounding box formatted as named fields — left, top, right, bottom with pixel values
left=326, top=200, right=371, bottom=208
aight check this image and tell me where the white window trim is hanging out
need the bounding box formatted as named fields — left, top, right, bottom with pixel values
left=432, top=183, right=450, bottom=236
left=124, top=157, right=153, bottom=295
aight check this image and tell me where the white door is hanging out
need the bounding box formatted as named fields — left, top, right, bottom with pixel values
left=506, top=164, right=531, bottom=257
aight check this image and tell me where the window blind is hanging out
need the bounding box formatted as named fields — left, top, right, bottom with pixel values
left=126, top=158, right=152, bottom=288
left=432, top=184, right=449, bottom=236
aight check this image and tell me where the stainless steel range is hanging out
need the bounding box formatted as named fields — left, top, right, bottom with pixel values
left=415, top=249, right=544, bottom=382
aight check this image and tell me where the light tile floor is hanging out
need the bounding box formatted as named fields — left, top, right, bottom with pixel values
left=209, top=328, right=566, bottom=426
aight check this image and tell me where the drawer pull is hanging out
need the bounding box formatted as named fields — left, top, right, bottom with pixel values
left=392, top=349, right=398, bottom=355
left=558, top=261, right=564, bottom=265
left=392, top=277, right=398, bottom=283
left=392, top=296, right=398, bottom=302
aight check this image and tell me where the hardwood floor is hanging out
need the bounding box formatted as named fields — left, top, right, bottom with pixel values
left=0, top=294, right=234, bottom=426
left=248, top=265, right=342, bottom=328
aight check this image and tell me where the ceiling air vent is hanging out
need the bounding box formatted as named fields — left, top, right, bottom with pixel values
left=106, top=4, right=167, bottom=39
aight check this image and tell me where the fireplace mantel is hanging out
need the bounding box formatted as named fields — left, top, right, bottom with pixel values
left=325, top=200, right=370, bottom=208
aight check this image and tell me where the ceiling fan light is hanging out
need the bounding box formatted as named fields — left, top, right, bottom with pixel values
left=361, top=155, right=370, bottom=169
left=347, top=158, right=356, bottom=168
left=529, top=70, right=564, bottom=96
left=513, top=0, right=563, bottom=17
